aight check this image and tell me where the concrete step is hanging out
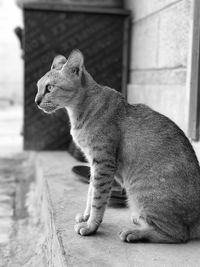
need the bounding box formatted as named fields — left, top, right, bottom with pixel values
left=37, top=151, right=200, bottom=267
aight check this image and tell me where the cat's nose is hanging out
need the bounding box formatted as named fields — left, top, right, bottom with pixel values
left=35, top=97, right=42, bottom=106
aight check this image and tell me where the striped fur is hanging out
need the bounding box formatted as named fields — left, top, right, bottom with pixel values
left=36, top=50, right=200, bottom=243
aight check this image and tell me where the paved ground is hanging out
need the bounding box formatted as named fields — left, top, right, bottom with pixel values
left=0, top=104, right=22, bottom=247
left=0, top=152, right=47, bottom=267
left=0, top=104, right=23, bottom=155
left=0, top=105, right=46, bottom=267
left=0, top=104, right=22, bottom=265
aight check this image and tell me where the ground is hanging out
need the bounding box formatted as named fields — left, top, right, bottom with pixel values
left=0, top=105, right=46, bottom=267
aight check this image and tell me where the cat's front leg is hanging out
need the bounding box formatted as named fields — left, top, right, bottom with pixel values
left=74, top=159, right=115, bottom=236
left=75, top=182, right=93, bottom=223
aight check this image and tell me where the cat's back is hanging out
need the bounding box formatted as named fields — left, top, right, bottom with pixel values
left=120, top=102, right=200, bottom=178
left=120, top=103, right=200, bottom=202
left=121, top=102, right=198, bottom=164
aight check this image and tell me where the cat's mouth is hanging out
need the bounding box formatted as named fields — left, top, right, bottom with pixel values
left=38, top=102, right=58, bottom=114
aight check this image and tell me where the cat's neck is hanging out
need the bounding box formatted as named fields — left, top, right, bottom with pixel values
left=65, top=69, right=101, bottom=127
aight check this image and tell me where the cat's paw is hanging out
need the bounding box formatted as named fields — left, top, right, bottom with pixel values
left=74, top=221, right=98, bottom=236
left=119, top=229, right=143, bottom=243
left=75, top=213, right=90, bottom=223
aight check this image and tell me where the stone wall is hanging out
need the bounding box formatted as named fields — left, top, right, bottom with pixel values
left=125, top=0, right=192, bottom=133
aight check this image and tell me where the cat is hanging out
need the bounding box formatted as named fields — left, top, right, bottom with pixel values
left=35, top=49, right=200, bottom=243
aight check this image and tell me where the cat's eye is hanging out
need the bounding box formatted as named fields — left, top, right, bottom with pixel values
left=72, top=67, right=79, bottom=75
left=45, top=84, right=52, bottom=93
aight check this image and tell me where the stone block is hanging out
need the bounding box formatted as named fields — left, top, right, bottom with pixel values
left=130, top=68, right=186, bottom=85
left=0, top=233, right=9, bottom=244
left=125, top=0, right=178, bottom=21
left=0, top=217, right=13, bottom=244
left=0, top=217, right=13, bottom=229
left=130, top=15, right=159, bottom=69
left=0, top=204, right=13, bottom=217
left=0, top=185, right=15, bottom=196
left=0, top=194, right=12, bottom=203
left=158, top=0, right=192, bottom=68
left=127, top=84, right=189, bottom=133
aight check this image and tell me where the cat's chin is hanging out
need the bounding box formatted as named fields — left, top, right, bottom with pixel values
left=43, top=109, right=57, bottom=114
left=38, top=105, right=58, bottom=114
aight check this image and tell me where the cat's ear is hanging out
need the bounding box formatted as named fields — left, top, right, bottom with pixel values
left=62, top=49, right=84, bottom=77
left=51, top=55, right=67, bottom=70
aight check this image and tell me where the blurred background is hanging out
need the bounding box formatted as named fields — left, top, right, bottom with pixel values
left=1, top=0, right=200, bottom=265
left=0, top=0, right=199, bottom=156
left=0, top=0, right=23, bottom=154
left=0, top=0, right=23, bottom=105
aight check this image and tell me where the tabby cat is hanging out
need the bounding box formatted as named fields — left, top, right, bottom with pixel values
left=35, top=50, right=200, bottom=243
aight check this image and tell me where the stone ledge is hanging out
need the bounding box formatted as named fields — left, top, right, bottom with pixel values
left=37, top=151, right=200, bottom=267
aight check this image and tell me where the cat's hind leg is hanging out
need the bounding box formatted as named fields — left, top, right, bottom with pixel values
left=118, top=201, right=163, bottom=243
left=119, top=212, right=184, bottom=243
left=119, top=215, right=152, bottom=243
left=119, top=199, right=188, bottom=243
left=119, top=224, right=178, bottom=243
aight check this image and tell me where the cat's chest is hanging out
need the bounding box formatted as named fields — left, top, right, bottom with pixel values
left=71, top=128, right=92, bottom=161
left=71, top=128, right=89, bottom=149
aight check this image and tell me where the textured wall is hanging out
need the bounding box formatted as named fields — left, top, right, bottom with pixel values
left=125, top=0, right=180, bottom=21
left=125, top=0, right=192, bottom=133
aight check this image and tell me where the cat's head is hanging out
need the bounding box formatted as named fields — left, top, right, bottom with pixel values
left=35, top=49, right=85, bottom=113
